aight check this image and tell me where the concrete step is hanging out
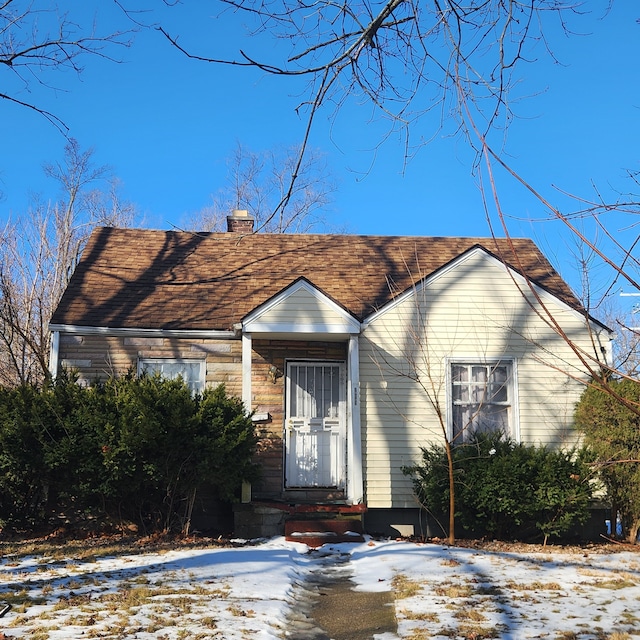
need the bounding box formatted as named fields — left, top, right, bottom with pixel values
left=285, top=518, right=365, bottom=547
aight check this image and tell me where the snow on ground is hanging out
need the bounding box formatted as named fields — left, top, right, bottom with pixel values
left=350, top=540, right=640, bottom=639
left=1, top=536, right=639, bottom=639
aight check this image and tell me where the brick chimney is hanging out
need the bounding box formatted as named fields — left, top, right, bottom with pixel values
left=226, top=209, right=255, bottom=233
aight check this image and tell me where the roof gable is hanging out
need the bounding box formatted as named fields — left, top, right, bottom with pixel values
left=50, top=227, right=586, bottom=331
left=243, top=278, right=360, bottom=335
left=364, top=245, right=589, bottom=326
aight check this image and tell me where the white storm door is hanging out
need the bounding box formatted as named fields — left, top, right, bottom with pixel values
left=285, top=362, right=346, bottom=489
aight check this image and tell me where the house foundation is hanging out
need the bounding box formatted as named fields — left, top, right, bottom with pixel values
left=232, top=503, right=287, bottom=539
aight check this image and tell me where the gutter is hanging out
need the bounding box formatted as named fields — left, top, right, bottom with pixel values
left=48, top=324, right=238, bottom=339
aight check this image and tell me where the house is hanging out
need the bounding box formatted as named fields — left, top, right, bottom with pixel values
left=48, top=211, right=612, bottom=537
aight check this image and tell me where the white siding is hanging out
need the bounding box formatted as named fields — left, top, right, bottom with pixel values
left=360, top=250, right=609, bottom=508
left=257, top=288, right=346, bottom=326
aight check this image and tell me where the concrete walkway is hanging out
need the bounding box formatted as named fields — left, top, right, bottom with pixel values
left=285, top=547, right=398, bottom=640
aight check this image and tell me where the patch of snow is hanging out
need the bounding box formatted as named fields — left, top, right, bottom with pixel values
left=1, top=537, right=639, bottom=639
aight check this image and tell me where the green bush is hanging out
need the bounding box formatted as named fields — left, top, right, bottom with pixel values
left=96, top=375, right=260, bottom=531
left=0, top=373, right=258, bottom=533
left=96, top=373, right=202, bottom=530
left=575, top=377, right=640, bottom=543
left=38, top=371, right=107, bottom=514
left=404, top=432, right=592, bottom=542
left=195, top=384, right=261, bottom=500
left=0, top=384, right=49, bottom=527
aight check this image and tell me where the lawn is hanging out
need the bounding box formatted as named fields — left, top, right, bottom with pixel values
left=0, top=535, right=638, bottom=639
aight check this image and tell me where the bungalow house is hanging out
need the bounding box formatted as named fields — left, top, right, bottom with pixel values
left=48, top=211, right=612, bottom=537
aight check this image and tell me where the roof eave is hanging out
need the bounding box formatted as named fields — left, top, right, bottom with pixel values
left=48, top=324, right=239, bottom=339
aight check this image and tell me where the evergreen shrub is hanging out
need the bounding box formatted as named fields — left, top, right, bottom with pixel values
left=575, top=377, right=640, bottom=543
left=0, top=372, right=258, bottom=533
left=404, top=432, right=592, bottom=543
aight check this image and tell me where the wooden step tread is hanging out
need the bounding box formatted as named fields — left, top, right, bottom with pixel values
left=285, top=518, right=363, bottom=535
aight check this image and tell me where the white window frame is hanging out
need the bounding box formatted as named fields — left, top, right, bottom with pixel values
left=138, top=358, right=206, bottom=394
left=447, top=358, right=519, bottom=444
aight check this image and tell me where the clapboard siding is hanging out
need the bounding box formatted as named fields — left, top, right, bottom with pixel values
left=360, top=250, right=606, bottom=508
left=257, top=288, right=347, bottom=325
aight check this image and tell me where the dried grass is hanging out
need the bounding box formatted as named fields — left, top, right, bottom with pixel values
left=392, top=574, right=423, bottom=599
left=434, top=581, right=474, bottom=598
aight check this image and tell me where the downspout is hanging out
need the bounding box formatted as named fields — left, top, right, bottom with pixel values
left=604, top=330, right=615, bottom=369
left=242, top=332, right=252, bottom=412
left=241, top=331, right=253, bottom=503
left=48, top=330, right=60, bottom=379
left=593, top=326, right=615, bottom=371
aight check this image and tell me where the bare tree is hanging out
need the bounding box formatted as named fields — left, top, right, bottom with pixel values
left=185, top=143, right=337, bottom=233
left=157, top=2, right=640, bottom=407
left=0, top=140, right=136, bottom=386
left=368, top=283, right=457, bottom=542
left=159, top=2, right=583, bottom=223
left=477, top=141, right=640, bottom=381
left=162, top=1, right=565, bottom=144
left=611, top=308, right=640, bottom=378
left=0, top=1, right=130, bottom=131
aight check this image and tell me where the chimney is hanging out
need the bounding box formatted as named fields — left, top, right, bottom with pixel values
left=226, top=209, right=255, bottom=234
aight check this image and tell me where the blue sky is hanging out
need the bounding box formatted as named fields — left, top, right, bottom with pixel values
left=1, top=2, right=638, bottom=302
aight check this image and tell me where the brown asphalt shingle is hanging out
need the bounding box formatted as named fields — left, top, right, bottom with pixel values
left=50, top=227, right=584, bottom=331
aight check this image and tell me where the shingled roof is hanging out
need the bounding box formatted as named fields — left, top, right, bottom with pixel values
left=50, top=227, right=584, bottom=331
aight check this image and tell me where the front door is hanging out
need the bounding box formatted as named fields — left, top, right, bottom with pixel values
left=285, top=362, right=346, bottom=489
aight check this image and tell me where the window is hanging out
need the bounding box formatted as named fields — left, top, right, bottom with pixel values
left=451, top=361, right=513, bottom=443
left=138, top=359, right=205, bottom=393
